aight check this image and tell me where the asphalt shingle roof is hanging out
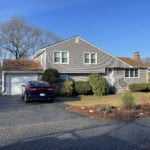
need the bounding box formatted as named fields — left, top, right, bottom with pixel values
left=2, top=59, right=43, bottom=71
left=118, top=57, right=147, bottom=68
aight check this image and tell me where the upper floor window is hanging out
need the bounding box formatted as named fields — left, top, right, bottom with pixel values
left=54, top=51, right=69, bottom=64
left=125, top=69, right=139, bottom=78
left=84, top=52, right=97, bottom=64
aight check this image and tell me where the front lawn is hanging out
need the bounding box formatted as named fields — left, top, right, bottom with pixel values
left=65, top=92, right=150, bottom=107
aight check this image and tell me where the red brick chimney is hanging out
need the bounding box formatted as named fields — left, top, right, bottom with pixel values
left=134, top=52, right=140, bottom=62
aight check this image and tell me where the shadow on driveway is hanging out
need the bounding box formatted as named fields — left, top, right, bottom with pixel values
left=0, top=95, right=80, bottom=110
left=0, top=135, right=138, bottom=150
left=1, top=120, right=148, bottom=150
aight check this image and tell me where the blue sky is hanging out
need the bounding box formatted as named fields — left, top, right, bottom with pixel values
left=0, top=0, right=150, bottom=58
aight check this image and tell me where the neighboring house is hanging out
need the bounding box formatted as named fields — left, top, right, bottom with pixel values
left=33, top=36, right=148, bottom=93
left=1, top=60, right=43, bottom=95
left=1, top=36, right=148, bottom=95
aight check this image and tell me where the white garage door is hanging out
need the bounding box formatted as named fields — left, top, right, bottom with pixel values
left=9, top=74, right=38, bottom=95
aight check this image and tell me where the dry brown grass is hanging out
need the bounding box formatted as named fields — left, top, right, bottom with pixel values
left=65, top=92, right=150, bottom=107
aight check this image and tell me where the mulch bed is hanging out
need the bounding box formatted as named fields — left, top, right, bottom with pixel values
left=66, top=103, right=150, bottom=122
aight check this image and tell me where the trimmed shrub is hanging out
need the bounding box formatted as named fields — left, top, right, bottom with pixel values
left=74, top=81, right=92, bottom=95
left=60, top=80, right=74, bottom=96
left=89, top=73, right=109, bottom=96
left=129, top=83, right=150, bottom=92
left=41, top=68, right=60, bottom=84
left=122, top=91, right=136, bottom=109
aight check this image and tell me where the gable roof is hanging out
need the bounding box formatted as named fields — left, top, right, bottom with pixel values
left=33, top=36, right=79, bottom=58
left=33, top=35, right=148, bottom=69
left=2, top=59, right=43, bottom=72
left=118, top=57, right=147, bottom=68
left=33, top=36, right=132, bottom=67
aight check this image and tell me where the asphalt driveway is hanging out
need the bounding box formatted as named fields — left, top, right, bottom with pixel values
left=0, top=96, right=149, bottom=150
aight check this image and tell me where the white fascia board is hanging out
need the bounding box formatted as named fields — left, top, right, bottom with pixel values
left=33, top=48, right=46, bottom=59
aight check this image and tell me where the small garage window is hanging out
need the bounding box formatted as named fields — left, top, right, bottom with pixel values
left=60, top=75, right=69, bottom=81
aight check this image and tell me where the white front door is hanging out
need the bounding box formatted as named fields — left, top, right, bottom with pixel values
left=108, top=69, right=115, bottom=85
left=9, top=74, right=38, bottom=95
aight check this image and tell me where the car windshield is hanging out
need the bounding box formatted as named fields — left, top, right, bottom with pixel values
left=30, top=82, right=50, bottom=88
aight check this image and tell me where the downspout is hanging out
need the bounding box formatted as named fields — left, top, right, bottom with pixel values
left=1, top=71, right=6, bottom=95
left=1, top=59, right=6, bottom=95
left=45, top=48, right=47, bottom=70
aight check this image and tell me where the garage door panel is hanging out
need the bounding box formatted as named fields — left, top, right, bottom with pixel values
left=10, top=74, right=38, bottom=95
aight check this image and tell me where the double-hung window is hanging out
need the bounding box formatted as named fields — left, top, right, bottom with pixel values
left=62, top=52, right=68, bottom=63
left=54, top=52, right=61, bottom=63
left=84, top=52, right=97, bottom=64
left=125, top=69, right=139, bottom=78
left=85, top=53, right=90, bottom=64
left=54, top=51, right=69, bottom=64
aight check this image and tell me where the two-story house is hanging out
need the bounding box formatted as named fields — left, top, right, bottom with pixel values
left=33, top=36, right=148, bottom=92
left=1, top=36, right=148, bottom=95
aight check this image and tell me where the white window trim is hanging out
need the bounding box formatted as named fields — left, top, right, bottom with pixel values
left=84, top=52, right=97, bottom=65
left=124, top=68, right=140, bottom=78
left=53, top=51, right=69, bottom=64
left=146, top=69, right=149, bottom=83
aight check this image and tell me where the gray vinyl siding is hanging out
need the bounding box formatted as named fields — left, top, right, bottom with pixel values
left=45, top=37, right=130, bottom=73
left=69, top=75, right=89, bottom=81
left=60, top=68, right=147, bottom=84
left=60, top=73, right=90, bottom=81
left=114, top=68, right=147, bottom=84
left=112, top=68, right=148, bottom=92
left=34, top=51, right=46, bottom=70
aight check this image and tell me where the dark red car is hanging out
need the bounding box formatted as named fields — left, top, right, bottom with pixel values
left=22, top=81, right=55, bottom=103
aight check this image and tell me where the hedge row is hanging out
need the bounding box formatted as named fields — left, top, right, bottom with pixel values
left=41, top=69, right=110, bottom=96
left=60, top=74, right=110, bottom=96
left=60, top=80, right=92, bottom=96
left=129, top=83, right=150, bottom=92
left=74, top=81, right=92, bottom=95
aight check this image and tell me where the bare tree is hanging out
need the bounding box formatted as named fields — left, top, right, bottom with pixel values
left=0, top=16, right=61, bottom=60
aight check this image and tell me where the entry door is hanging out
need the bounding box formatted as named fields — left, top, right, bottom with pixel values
left=108, top=69, right=115, bottom=85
